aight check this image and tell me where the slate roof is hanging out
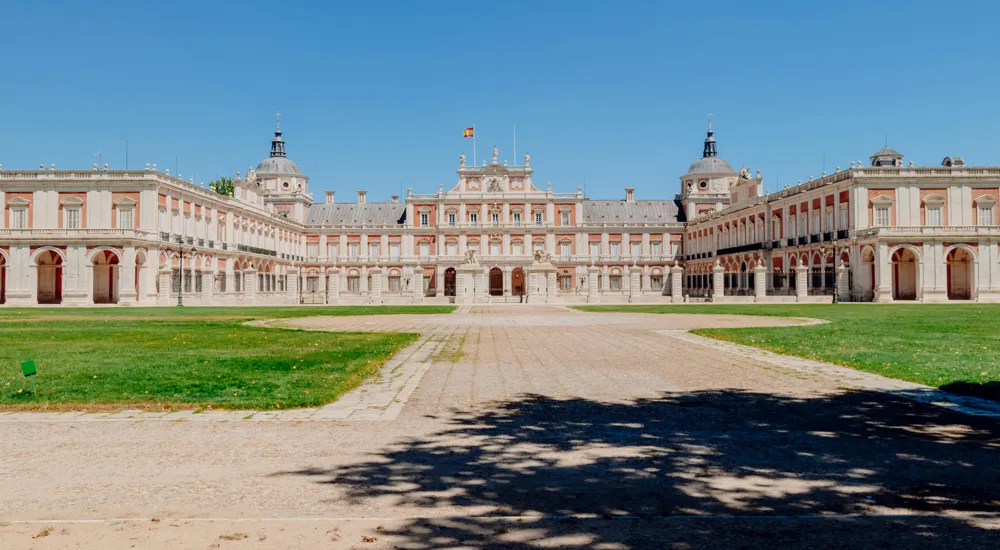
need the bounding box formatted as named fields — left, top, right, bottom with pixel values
left=684, top=156, right=735, bottom=175
left=306, top=203, right=405, bottom=226
left=582, top=200, right=685, bottom=224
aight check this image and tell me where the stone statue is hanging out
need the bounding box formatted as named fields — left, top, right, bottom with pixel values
left=738, top=166, right=751, bottom=180
left=524, top=153, right=530, bottom=167
left=532, top=249, right=552, bottom=264
left=459, top=153, right=466, bottom=167
left=487, top=178, right=503, bottom=193
left=492, top=146, right=498, bottom=164
left=245, top=167, right=258, bottom=186
left=462, top=249, right=478, bottom=265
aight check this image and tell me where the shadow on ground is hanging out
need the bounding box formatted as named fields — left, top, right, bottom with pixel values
left=942, top=381, right=1000, bottom=402
left=275, top=391, right=1000, bottom=548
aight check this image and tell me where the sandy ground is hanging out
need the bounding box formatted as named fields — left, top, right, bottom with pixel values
left=1, top=305, right=997, bottom=549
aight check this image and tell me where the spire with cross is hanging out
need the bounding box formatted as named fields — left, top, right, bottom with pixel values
left=703, top=113, right=717, bottom=158
left=269, top=111, right=286, bottom=158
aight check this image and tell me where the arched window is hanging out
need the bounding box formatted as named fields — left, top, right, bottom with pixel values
left=388, top=269, right=401, bottom=293
left=650, top=268, right=664, bottom=291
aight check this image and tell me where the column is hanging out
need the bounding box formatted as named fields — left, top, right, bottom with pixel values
left=629, top=265, right=642, bottom=302
left=503, top=266, right=512, bottom=298
left=326, top=267, right=340, bottom=304
left=201, top=271, right=215, bottom=303
left=837, top=263, right=850, bottom=302
left=369, top=266, right=382, bottom=302
left=670, top=264, right=683, bottom=303
left=284, top=268, right=297, bottom=304
left=712, top=261, right=725, bottom=302
left=874, top=241, right=892, bottom=302
left=753, top=260, right=766, bottom=302
left=158, top=267, right=173, bottom=305
left=244, top=267, right=258, bottom=304
left=546, top=269, right=557, bottom=300
left=795, top=264, right=809, bottom=301
left=225, top=263, right=235, bottom=296
left=588, top=265, right=600, bottom=303
left=119, top=245, right=138, bottom=305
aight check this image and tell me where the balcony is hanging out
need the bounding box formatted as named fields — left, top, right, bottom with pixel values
left=207, top=240, right=214, bottom=249
left=197, top=238, right=205, bottom=247
left=160, top=231, right=170, bottom=241
left=236, top=244, right=277, bottom=257
left=797, top=236, right=808, bottom=246
left=787, top=238, right=796, bottom=247
left=771, top=240, right=782, bottom=249
left=809, top=234, right=821, bottom=244
left=173, top=234, right=183, bottom=244
left=822, top=232, right=833, bottom=242
left=836, top=229, right=850, bottom=240
left=716, top=242, right=764, bottom=256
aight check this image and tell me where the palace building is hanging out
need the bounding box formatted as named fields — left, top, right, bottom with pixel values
left=1, top=121, right=999, bottom=306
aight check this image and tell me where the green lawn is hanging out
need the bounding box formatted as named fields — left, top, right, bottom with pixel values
left=575, top=304, right=1000, bottom=401
left=0, top=305, right=454, bottom=411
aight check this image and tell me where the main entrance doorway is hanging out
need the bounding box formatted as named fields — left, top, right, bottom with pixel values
left=489, top=267, right=503, bottom=296
left=444, top=267, right=456, bottom=297
left=512, top=267, right=525, bottom=300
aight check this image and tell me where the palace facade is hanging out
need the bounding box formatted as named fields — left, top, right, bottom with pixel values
left=2, top=122, right=999, bottom=306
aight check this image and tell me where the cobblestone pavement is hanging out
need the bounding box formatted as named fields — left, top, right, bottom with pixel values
left=2, top=305, right=997, bottom=549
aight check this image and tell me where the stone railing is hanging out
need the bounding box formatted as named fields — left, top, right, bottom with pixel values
left=855, top=226, right=1000, bottom=238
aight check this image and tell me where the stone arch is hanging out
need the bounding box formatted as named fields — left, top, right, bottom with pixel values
left=945, top=244, right=977, bottom=300
left=91, top=248, right=122, bottom=304
left=889, top=246, right=921, bottom=301
left=34, top=248, right=65, bottom=304
left=31, top=246, right=67, bottom=265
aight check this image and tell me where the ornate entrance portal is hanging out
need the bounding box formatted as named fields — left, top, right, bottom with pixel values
left=489, top=267, right=503, bottom=296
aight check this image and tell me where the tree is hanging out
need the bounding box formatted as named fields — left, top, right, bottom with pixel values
left=209, top=176, right=235, bottom=197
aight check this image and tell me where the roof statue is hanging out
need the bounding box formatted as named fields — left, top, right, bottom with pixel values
left=492, top=146, right=498, bottom=165
left=459, top=153, right=466, bottom=167
left=245, top=167, right=258, bottom=186
left=524, top=153, right=530, bottom=167
left=738, top=166, right=751, bottom=180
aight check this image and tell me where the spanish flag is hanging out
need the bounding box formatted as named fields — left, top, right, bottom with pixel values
left=462, top=127, right=474, bottom=138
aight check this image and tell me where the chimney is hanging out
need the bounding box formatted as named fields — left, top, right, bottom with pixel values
left=357, top=190, right=367, bottom=204
left=326, top=190, right=335, bottom=204
left=625, top=186, right=635, bottom=203
left=391, top=194, right=399, bottom=203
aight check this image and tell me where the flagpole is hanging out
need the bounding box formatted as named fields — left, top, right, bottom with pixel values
left=473, top=124, right=477, bottom=167
left=513, top=124, right=516, bottom=166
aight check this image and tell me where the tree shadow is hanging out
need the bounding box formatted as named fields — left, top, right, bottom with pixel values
left=274, top=391, right=1000, bottom=548
left=941, top=381, right=1000, bottom=402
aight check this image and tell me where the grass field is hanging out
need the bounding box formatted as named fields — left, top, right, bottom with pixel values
left=575, top=304, right=1000, bottom=401
left=0, top=305, right=454, bottom=411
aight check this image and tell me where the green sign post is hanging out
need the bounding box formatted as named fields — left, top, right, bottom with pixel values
left=20, top=360, right=37, bottom=395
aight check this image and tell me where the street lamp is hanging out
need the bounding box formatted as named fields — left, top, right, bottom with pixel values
left=177, top=250, right=184, bottom=307
left=831, top=239, right=839, bottom=304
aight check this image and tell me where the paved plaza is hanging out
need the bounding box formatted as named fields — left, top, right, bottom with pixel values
left=1, top=306, right=998, bottom=549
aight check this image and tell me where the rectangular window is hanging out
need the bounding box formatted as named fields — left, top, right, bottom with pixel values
left=307, top=243, right=318, bottom=257
left=651, top=242, right=662, bottom=258
left=369, top=243, right=380, bottom=259
left=840, top=207, right=849, bottom=230
left=446, top=242, right=457, bottom=256
left=513, top=212, right=521, bottom=225
left=610, top=242, right=621, bottom=259
left=419, top=242, right=430, bottom=259
left=826, top=209, right=834, bottom=231
left=65, top=208, right=81, bottom=229
left=490, top=242, right=500, bottom=256
left=630, top=242, right=641, bottom=258
left=420, top=213, right=429, bottom=227
left=327, top=243, right=338, bottom=258
left=789, top=216, right=797, bottom=237
left=561, top=212, right=570, bottom=226
left=512, top=242, right=523, bottom=256
left=979, top=206, right=994, bottom=226
left=560, top=242, right=571, bottom=259
left=390, top=243, right=400, bottom=259
left=11, top=208, right=27, bottom=229
left=491, top=212, right=499, bottom=225
left=534, top=212, right=543, bottom=225
left=926, top=207, right=941, bottom=226
left=118, top=208, right=134, bottom=229
left=875, top=207, right=890, bottom=226
left=448, top=213, right=456, bottom=226
left=348, top=243, right=359, bottom=259
left=590, top=242, right=600, bottom=259
left=469, top=212, right=478, bottom=225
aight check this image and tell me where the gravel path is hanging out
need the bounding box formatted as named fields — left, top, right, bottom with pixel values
left=1, top=305, right=997, bottom=549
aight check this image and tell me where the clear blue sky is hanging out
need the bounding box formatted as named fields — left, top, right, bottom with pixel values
left=2, top=0, right=997, bottom=201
